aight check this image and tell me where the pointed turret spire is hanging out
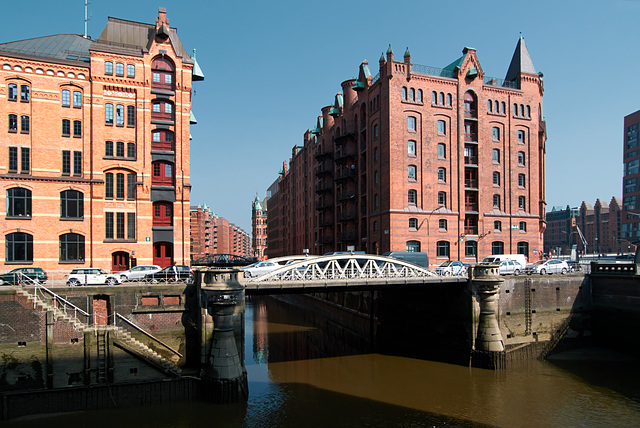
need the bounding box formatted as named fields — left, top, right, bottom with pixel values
left=505, top=34, right=536, bottom=82
left=387, top=44, right=393, bottom=55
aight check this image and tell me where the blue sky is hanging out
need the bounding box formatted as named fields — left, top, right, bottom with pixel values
left=1, top=1, right=637, bottom=232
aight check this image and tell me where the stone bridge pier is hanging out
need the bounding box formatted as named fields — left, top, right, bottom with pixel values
left=197, top=268, right=248, bottom=403
left=470, top=263, right=505, bottom=368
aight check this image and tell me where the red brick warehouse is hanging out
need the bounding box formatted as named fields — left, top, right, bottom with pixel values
left=0, top=8, right=204, bottom=274
left=267, top=37, right=546, bottom=265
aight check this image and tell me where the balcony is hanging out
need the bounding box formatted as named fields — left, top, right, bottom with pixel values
left=464, top=179, right=478, bottom=189
left=464, top=203, right=479, bottom=213
left=316, top=200, right=334, bottom=211
left=335, top=168, right=357, bottom=182
left=464, top=133, right=478, bottom=143
left=464, top=156, right=478, bottom=166
left=338, top=211, right=357, bottom=222
left=315, top=182, right=333, bottom=193
left=464, top=226, right=478, bottom=235
left=337, top=190, right=356, bottom=201
left=335, top=132, right=356, bottom=145
left=151, top=141, right=174, bottom=152
left=314, top=149, right=333, bottom=160
left=315, top=162, right=333, bottom=177
left=335, top=148, right=357, bottom=163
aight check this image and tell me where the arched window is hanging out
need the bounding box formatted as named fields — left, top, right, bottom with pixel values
left=492, top=149, right=500, bottom=163
left=518, top=173, right=526, bottom=188
left=518, top=196, right=526, bottom=210
left=408, top=140, right=416, bottom=155
left=104, top=61, right=113, bottom=75
left=409, top=88, right=415, bottom=101
left=493, top=194, right=501, bottom=209
left=417, top=89, right=423, bottom=102
left=408, top=165, right=417, bottom=180
left=513, top=103, right=518, bottom=116
left=518, top=151, right=526, bottom=166
left=115, top=104, right=124, bottom=126
left=115, top=62, right=124, bottom=76
left=60, top=233, right=85, bottom=262
left=8, top=83, right=17, bottom=101
left=437, top=120, right=446, bottom=135
left=432, top=91, right=437, bottom=104
left=407, top=116, right=417, bottom=131
left=151, top=57, right=175, bottom=91
left=439, top=92, right=445, bottom=105
left=492, top=241, right=504, bottom=255
left=501, top=101, right=506, bottom=113
left=438, top=167, right=446, bottom=182
left=437, top=144, right=446, bottom=158
left=439, top=219, right=447, bottom=231
left=438, top=191, right=446, bottom=206
left=446, top=94, right=452, bottom=106
left=436, top=241, right=450, bottom=257
left=526, top=105, right=531, bottom=118
left=406, top=240, right=421, bottom=252
left=517, top=242, right=530, bottom=258
left=488, top=99, right=493, bottom=112
left=518, top=130, right=526, bottom=143
left=7, top=188, right=31, bottom=217
left=402, top=87, right=407, bottom=100
left=464, top=92, right=477, bottom=117
left=105, top=103, right=113, bottom=125
left=61, top=190, right=84, bottom=219
left=492, top=127, right=500, bottom=141
left=493, top=171, right=500, bottom=186
left=5, top=232, right=33, bottom=262
left=408, top=189, right=417, bottom=205
left=520, top=104, right=525, bottom=117
left=62, top=89, right=70, bottom=106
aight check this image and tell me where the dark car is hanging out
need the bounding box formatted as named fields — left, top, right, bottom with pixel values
left=0, top=267, right=48, bottom=285
left=144, top=265, right=194, bottom=284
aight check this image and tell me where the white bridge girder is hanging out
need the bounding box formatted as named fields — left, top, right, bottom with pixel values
left=244, top=254, right=439, bottom=283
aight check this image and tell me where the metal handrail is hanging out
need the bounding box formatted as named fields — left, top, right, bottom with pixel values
left=22, top=274, right=91, bottom=322
left=114, top=312, right=183, bottom=358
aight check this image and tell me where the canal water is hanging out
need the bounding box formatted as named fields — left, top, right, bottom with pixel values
left=8, top=295, right=640, bottom=427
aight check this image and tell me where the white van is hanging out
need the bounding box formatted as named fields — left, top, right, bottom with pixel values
left=481, top=254, right=528, bottom=267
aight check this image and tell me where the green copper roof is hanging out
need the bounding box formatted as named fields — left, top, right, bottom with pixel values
left=191, top=49, right=205, bottom=81
left=404, top=47, right=411, bottom=57
left=190, top=111, right=197, bottom=124
left=386, top=44, right=393, bottom=55
left=443, top=54, right=465, bottom=72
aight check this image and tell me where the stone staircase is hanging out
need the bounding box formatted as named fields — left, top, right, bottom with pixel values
left=14, top=286, right=182, bottom=377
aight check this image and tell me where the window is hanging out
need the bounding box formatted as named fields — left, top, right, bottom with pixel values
left=432, top=91, right=437, bottom=104
left=61, top=190, right=83, bottom=218
left=409, top=218, right=418, bottom=230
left=8, top=147, right=17, bottom=172
left=20, top=116, right=29, bottom=133
left=526, top=105, right=530, bottom=118
left=62, top=119, right=70, bottom=136
left=62, top=151, right=71, bottom=175
left=105, top=61, right=113, bottom=75
left=21, top=148, right=29, bottom=173
left=105, top=212, right=114, bottom=239
left=105, top=141, right=113, bottom=157
left=437, top=241, right=450, bottom=258
left=439, top=92, right=444, bottom=105
left=20, top=85, right=29, bottom=102
left=408, top=165, right=417, bottom=180
left=152, top=161, right=173, bottom=185
left=59, top=233, right=84, bottom=262
left=517, top=130, right=525, bottom=143
left=517, top=241, right=529, bottom=258
left=494, top=220, right=502, bottom=232
left=73, top=91, right=82, bottom=108
left=5, top=232, right=33, bottom=262
left=408, top=189, right=417, bottom=205
left=116, top=141, right=125, bottom=158
left=373, top=221, right=378, bottom=231
left=105, top=173, right=113, bottom=199
left=492, top=149, right=500, bottom=163
left=374, top=171, right=379, bottom=184
left=513, top=103, right=518, bottom=116
left=518, top=173, right=526, bottom=188
left=116, top=104, right=125, bottom=126
left=127, top=64, right=135, bottom=78
left=127, top=213, right=136, bottom=239
left=518, top=151, right=526, bottom=166
left=116, top=173, right=125, bottom=200
left=406, top=240, right=421, bottom=252
left=439, top=219, right=447, bottom=231
left=62, top=89, right=71, bottom=106
left=438, top=191, right=446, bottom=206
left=115, top=63, right=124, bottom=76
left=374, top=124, right=379, bottom=139
left=402, top=87, right=407, bottom=99
left=409, top=88, right=415, bottom=101
left=488, top=100, right=493, bottom=112
left=437, top=120, right=446, bottom=135
left=493, top=194, right=501, bottom=209
left=493, top=171, right=500, bottom=186
left=518, top=196, right=526, bottom=210
left=151, top=101, right=174, bottom=121
left=492, top=127, right=500, bottom=141
left=105, top=104, right=113, bottom=125
left=73, top=120, right=82, bottom=137
left=7, top=188, right=31, bottom=217
left=151, top=57, right=175, bottom=91
left=8, top=114, right=17, bottom=132
left=73, top=151, right=82, bottom=176
left=408, top=140, right=416, bottom=156
left=501, top=101, right=506, bottom=113
left=8, top=83, right=17, bottom=101
left=127, top=173, right=136, bottom=200
left=465, top=241, right=477, bottom=257
left=438, top=167, right=446, bottom=182
left=408, top=116, right=417, bottom=131
left=116, top=212, right=125, bottom=239
left=492, top=241, right=504, bottom=255
left=375, top=194, right=379, bottom=208
left=446, top=94, right=452, bottom=106
left=153, top=201, right=173, bottom=226
left=151, top=129, right=174, bottom=150
left=417, top=89, right=423, bottom=102
left=127, top=143, right=136, bottom=159
left=437, top=144, right=446, bottom=159
left=519, top=221, right=527, bottom=232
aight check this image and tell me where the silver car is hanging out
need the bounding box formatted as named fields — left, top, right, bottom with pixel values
left=499, top=260, right=523, bottom=275
left=525, top=259, right=569, bottom=275
left=118, top=265, right=162, bottom=282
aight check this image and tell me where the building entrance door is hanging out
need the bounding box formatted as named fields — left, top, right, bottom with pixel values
left=112, top=251, right=129, bottom=272
left=153, top=242, right=173, bottom=267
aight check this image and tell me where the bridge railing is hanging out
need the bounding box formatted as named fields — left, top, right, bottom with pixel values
left=243, top=254, right=437, bottom=282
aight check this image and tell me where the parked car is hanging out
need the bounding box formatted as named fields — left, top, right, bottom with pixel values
left=481, top=254, right=528, bottom=267
left=242, top=261, right=283, bottom=278
left=499, top=260, right=523, bottom=276
left=525, top=259, right=569, bottom=275
left=118, top=265, right=162, bottom=282
left=67, top=268, right=121, bottom=286
left=144, top=265, right=194, bottom=284
left=435, top=261, right=466, bottom=276
left=0, top=267, right=48, bottom=285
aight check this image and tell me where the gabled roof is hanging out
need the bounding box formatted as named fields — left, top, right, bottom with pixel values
left=0, top=34, right=93, bottom=65
left=505, top=35, right=536, bottom=81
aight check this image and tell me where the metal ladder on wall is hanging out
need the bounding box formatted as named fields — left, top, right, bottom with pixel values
left=96, top=330, right=108, bottom=383
left=524, top=278, right=532, bottom=335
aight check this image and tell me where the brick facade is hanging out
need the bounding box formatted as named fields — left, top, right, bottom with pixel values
left=252, top=195, right=268, bottom=259
left=267, top=39, right=546, bottom=265
left=0, top=8, right=203, bottom=276
left=189, top=204, right=251, bottom=260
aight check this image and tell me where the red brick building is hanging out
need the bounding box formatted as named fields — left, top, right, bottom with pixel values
left=0, top=8, right=203, bottom=275
left=189, top=204, right=251, bottom=261
left=267, top=38, right=546, bottom=265
left=252, top=195, right=268, bottom=259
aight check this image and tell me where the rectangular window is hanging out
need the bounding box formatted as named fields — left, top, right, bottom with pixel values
left=116, top=212, right=125, bottom=239
left=105, top=141, right=113, bottom=157
left=115, top=63, right=124, bottom=76
left=73, top=91, right=82, bottom=108
left=62, top=90, right=71, bottom=106
left=20, top=85, right=29, bottom=102
left=116, top=173, right=125, bottom=200
left=127, top=105, right=135, bottom=127
left=127, top=64, right=135, bottom=78
left=408, top=116, right=416, bottom=131
left=9, top=147, right=18, bottom=172
left=105, top=61, right=113, bottom=75
left=73, top=151, right=82, bottom=176
left=73, top=120, right=82, bottom=137
left=116, top=105, right=124, bottom=126
left=8, top=114, right=17, bottom=132
left=408, top=140, right=416, bottom=156
left=127, top=173, right=136, bottom=200
left=116, top=141, right=125, bottom=157
left=105, top=212, right=114, bottom=239
left=105, top=173, right=113, bottom=199
left=437, top=120, right=446, bottom=135
left=20, top=116, right=29, bottom=133
left=492, top=127, right=500, bottom=141
left=127, top=143, right=136, bottom=159
left=105, top=104, right=113, bottom=125
left=20, top=148, right=29, bottom=173
left=62, top=151, right=71, bottom=175
left=8, top=84, right=17, bottom=101
left=127, top=213, right=136, bottom=239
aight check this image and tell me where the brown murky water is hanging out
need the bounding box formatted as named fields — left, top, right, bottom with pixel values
left=8, top=296, right=640, bottom=427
